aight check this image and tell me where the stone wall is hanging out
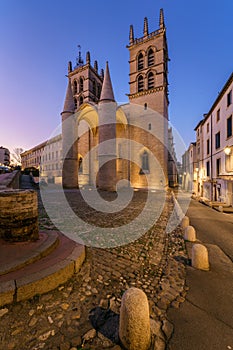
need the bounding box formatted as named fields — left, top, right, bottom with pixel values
left=0, top=189, right=39, bottom=241
left=0, top=170, right=20, bottom=189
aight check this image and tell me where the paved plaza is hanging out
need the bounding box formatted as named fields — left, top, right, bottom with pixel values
left=0, top=189, right=188, bottom=350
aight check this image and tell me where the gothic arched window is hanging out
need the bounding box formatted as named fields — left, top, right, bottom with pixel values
left=78, top=156, right=83, bottom=173
left=142, top=150, right=149, bottom=172
left=74, top=97, right=77, bottom=109
left=148, top=72, right=154, bottom=90
left=148, top=49, right=154, bottom=66
left=79, top=77, right=84, bottom=92
left=138, top=75, right=144, bottom=92
left=137, top=53, right=144, bottom=70
left=79, top=96, right=83, bottom=105
left=73, top=80, right=78, bottom=94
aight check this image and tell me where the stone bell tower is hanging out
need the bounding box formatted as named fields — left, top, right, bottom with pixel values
left=127, top=9, right=169, bottom=118
left=127, top=9, right=169, bottom=188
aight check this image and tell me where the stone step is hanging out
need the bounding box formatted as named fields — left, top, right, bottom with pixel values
left=0, top=231, right=59, bottom=276
left=0, top=232, right=85, bottom=307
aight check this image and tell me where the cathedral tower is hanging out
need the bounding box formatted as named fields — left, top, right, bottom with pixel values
left=127, top=9, right=169, bottom=118
left=127, top=9, right=169, bottom=188
left=67, top=48, right=104, bottom=108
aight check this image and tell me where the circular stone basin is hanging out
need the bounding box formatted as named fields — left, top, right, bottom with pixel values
left=0, top=189, right=39, bottom=242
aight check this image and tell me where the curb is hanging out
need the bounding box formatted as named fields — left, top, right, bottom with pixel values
left=0, top=238, right=85, bottom=307
left=0, top=231, right=59, bottom=276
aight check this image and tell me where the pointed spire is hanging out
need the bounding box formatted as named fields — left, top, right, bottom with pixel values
left=94, top=60, right=98, bottom=72
left=129, top=24, right=134, bottom=44
left=143, top=17, right=148, bottom=37
left=100, top=62, right=115, bottom=102
left=100, top=69, right=104, bottom=79
left=159, top=8, right=165, bottom=29
left=86, top=51, right=90, bottom=64
left=68, top=61, right=72, bottom=73
left=62, top=78, right=75, bottom=113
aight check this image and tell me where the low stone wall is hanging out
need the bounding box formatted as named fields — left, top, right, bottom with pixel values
left=0, top=189, right=39, bottom=241
left=0, top=170, right=20, bottom=189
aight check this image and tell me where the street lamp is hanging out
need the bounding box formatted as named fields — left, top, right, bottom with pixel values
left=224, top=146, right=231, bottom=155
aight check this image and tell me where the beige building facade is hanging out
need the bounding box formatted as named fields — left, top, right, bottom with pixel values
left=193, top=73, right=233, bottom=204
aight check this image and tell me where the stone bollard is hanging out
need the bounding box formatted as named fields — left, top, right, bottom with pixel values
left=181, top=216, right=189, bottom=229
left=0, top=189, right=39, bottom=241
left=119, top=288, right=151, bottom=350
left=184, top=225, right=196, bottom=242
left=192, top=244, right=209, bottom=270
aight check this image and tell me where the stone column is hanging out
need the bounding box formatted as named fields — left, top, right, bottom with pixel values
left=61, top=112, right=78, bottom=188
left=98, top=101, right=117, bottom=191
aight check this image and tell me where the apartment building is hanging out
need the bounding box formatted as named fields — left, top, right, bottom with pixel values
left=0, top=146, right=10, bottom=166
left=194, top=72, right=233, bottom=204
left=21, top=134, right=62, bottom=183
left=182, top=142, right=197, bottom=192
left=40, top=134, right=62, bottom=183
left=21, top=142, right=46, bottom=170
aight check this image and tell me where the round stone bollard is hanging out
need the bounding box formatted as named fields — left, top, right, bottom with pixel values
left=192, top=244, right=209, bottom=270
left=181, top=216, right=189, bottom=229
left=184, top=225, right=196, bottom=242
left=0, top=189, right=39, bottom=242
left=119, top=288, right=151, bottom=350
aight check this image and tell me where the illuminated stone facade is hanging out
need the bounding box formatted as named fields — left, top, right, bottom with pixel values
left=62, top=9, right=171, bottom=190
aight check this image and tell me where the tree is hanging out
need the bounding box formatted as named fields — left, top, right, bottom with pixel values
left=11, top=148, right=24, bottom=166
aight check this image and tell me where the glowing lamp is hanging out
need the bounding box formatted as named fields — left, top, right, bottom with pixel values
left=224, top=146, right=231, bottom=155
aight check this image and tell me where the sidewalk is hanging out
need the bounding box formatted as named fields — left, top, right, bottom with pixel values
left=167, top=200, right=233, bottom=350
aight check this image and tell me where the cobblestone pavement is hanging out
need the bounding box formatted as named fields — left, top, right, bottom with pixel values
left=0, top=189, right=188, bottom=350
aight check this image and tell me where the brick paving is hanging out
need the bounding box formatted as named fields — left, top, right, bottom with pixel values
left=0, top=189, right=188, bottom=350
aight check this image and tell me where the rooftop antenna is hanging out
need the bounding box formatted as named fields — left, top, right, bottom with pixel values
left=76, top=45, right=84, bottom=67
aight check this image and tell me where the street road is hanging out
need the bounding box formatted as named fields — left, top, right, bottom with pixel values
left=186, top=199, right=233, bottom=261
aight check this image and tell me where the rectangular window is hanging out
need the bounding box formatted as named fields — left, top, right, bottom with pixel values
left=207, top=139, right=210, bottom=154
left=216, top=158, right=221, bottom=176
left=206, top=161, right=210, bottom=177
left=227, top=90, right=232, bottom=107
left=215, top=132, right=220, bottom=149
left=216, top=109, right=220, bottom=122
left=207, top=123, right=209, bottom=133
left=227, top=115, right=232, bottom=138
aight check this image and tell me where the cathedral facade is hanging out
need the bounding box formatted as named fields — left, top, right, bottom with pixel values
left=61, top=9, right=171, bottom=191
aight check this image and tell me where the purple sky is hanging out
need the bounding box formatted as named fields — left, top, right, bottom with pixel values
left=1, top=0, right=233, bottom=159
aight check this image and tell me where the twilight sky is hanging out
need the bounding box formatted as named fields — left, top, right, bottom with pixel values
left=1, top=0, right=233, bottom=160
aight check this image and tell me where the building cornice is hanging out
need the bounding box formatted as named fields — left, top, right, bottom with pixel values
left=127, top=86, right=165, bottom=99
left=127, top=28, right=165, bottom=50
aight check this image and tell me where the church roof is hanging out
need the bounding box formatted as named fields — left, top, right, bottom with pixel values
left=62, top=78, right=75, bottom=113
left=100, top=62, right=115, bottom=102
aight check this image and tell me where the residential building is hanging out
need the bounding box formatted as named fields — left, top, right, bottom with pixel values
left=0, top=146, right=10, bottom=166
left=194, top=72, right=233, bottom=204
left=21, top=141, right=46, bottom=170
left=181, top=142, right=197, bottom=192
left=40, top=134, right=62, bottom=183
left=21, top=135, right=62, bottom=183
